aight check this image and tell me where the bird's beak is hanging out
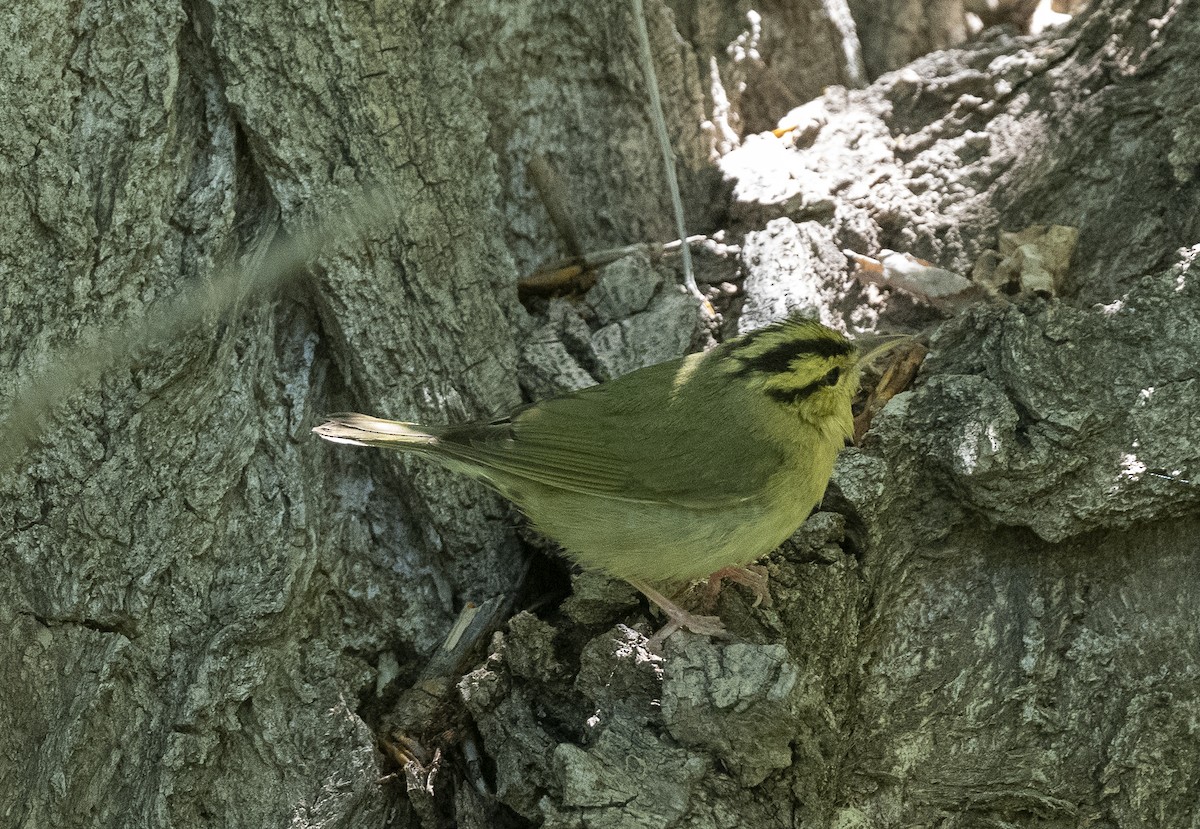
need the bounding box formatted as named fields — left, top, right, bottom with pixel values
left=854, top=332, right=913, bottom=359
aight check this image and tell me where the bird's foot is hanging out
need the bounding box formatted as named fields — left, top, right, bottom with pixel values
left=702, top=564, right=772, bottom=610
left=628, top=579, right=728, bottom=651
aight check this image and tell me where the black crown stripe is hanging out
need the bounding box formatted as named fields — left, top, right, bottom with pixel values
left=765, top=379, right=824, bottom=405
left=731, top=334, right=852, bottom=377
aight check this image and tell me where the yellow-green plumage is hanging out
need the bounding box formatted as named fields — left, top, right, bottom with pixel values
left=315, top=318, right=863, bottom=585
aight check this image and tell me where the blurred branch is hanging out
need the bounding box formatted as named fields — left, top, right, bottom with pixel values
left=0, top=190, right=400, bottom=475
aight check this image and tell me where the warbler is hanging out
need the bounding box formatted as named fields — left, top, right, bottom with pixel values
left=315, top=317, right=896, bottom=643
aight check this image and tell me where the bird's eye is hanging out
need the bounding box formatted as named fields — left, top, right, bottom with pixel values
left=820, top=367, right=841, bottom=386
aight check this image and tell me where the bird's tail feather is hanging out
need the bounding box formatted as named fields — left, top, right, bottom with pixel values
left=312, top=413, right=441, bottom=450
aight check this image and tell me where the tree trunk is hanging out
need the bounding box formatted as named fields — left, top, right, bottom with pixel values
left=3, top=1, right=1198, bottom=828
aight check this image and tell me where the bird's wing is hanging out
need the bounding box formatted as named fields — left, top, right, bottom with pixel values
left=436, top=354, right=787, bottom=509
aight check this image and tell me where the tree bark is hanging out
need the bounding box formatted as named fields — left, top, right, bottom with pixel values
left=2, top=1, right=1198, bottom=828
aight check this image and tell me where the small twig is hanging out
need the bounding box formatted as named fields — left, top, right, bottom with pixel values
left=630, top=0, right=706, bottom=309
left=517, top=235, right=714, bottom=298
left=527, top=154, right=584, bottom=261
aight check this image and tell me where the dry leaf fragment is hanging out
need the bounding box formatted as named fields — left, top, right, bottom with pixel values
left=972, top=225, right=1078, bottom=297
left=846, top=249, right=986, bottom=312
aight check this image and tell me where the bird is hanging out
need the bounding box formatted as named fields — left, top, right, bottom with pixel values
left=314, top=317, right=899, bottom=646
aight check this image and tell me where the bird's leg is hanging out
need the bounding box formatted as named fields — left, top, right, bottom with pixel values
left=628, top=579, right=727, bottom=650
left=702, top=564, right=772, bottom=610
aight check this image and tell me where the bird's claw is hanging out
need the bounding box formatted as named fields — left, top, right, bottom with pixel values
left=629, top=578, right=730, bottom=651
left=702, top=564, right=772, bottom=610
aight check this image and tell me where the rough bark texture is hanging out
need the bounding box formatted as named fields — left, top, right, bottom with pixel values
left=3, top=1, right=1199, bottom=829
left=849, top=0, right=970, bottom=80
left=668, top=0, right=868, bottom=137
left=454, top=2, right=716, bottom=276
